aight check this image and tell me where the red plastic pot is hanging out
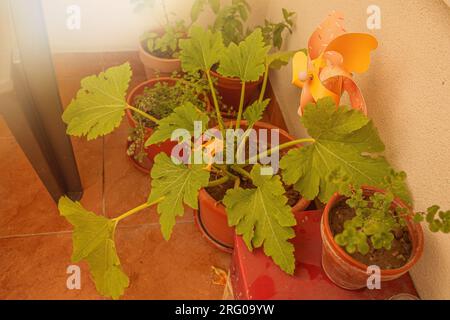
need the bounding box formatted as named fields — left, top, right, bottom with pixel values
left=321, top=186, right=424, bottom=290
left=210, top=70, right=263, bottom=110
left=126, top=78, right=179, bottom=173
left=138, top=29, right=182, bottom=79
left=195, top=121, right=311, bottom=252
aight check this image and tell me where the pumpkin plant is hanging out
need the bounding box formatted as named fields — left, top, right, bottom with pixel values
left=59, top=25, right=407, bottom=299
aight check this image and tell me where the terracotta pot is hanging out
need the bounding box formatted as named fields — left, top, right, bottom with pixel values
left=126, top=78, right=179, bottom=173
left=195, top=121, right=311, bottom=252
left=321, top=186, right=424, bottom=290
left=138, top=30, right=182, bottom=79
left=210, top=70, right=263, bottom=111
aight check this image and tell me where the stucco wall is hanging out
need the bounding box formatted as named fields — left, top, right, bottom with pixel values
left=0, top=0, right=13, bottom=90
left=41, top=0, right=269, bottom=52
left=266, top=0, right=450, bottom=299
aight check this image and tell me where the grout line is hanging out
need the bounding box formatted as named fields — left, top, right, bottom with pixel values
left=0, top=220, right=196, bottom=240
left=0, top=230, right=73, bottom=240
left=116, top=219, right=195, bottom=231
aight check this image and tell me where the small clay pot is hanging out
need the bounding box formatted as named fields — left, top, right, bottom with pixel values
left=321, top=186, right=424, bottom=290
left=210, top=70, right=263, bottom=111
left=138, top=29, right=182, bottom=79
left=126, top=78, right=179, bottom=173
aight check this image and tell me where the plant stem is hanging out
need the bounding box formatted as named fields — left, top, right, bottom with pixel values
left=231, top=165, right=252, bottom=180
left=208, top=176, right=230, bottom=187
left=113, top=197, right=165, bottom=223
left=259, top=64, right=270, bottom=102
left=236, top=82, right=246, bottom=130
left=247, top=138, right=316, bottom=164
left=161, top=0, right=170, bottom=25
left=213, top=164, right=239, bottom=180
left=127, top=105, right=160, bottom=124
left=206, top=70, right=225, bottom=134
left=234, top=178, right=241, bottom=189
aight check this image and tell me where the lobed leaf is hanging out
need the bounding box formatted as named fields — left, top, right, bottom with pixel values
left=243, top=99, right=270, bottom=128
left=217, top=28, right=270, bottom=82
left=62, top=63, right=132, bottom=140
left=179, top=26, right=224, bottom=73
left=148, top=153, right=210, bottom=240
left=58, top=197, right=129, bottom=300
left=145, top=102, right=210, bottom=146
left=280, top=97, right=411, bottom=203
left=223, top=165, right=296, bottom=274
left=266, top=51, right=296, bottom=70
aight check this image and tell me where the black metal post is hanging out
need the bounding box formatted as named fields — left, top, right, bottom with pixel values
left=1, top=0, right=83, bottom=202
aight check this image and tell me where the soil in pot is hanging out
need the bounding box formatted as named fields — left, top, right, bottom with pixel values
left=329, top=199, right=412, bottom=270
left=206, top=168, right=301, bottom=207
left=321, top=187, right=423, bottom=290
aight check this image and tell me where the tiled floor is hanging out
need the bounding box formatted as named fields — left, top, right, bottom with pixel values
left=0, top=52, right=231, bottom=300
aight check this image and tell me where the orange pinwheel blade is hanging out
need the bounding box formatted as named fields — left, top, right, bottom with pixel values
left=308, top=10, right=346, bottom=60
left=325, top=33, right=378, bottom=73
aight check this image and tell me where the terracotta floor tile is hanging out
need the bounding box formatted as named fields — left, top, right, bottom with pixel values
left=116, top=222, right=231, bottom=300
left=103, top=122, right=161, bottom=225
left=56, top=77, right=82, bottom=108
left=0, top=119, right=103, bottom=235
left=71, top=136, right=104, bottom=215
left=103, top=121, right=195, bottom=226
left=0, top=116, right=12, bottom=139
left=0, top=234, right=101, bottom=300
left=102, top=51, right=146, bottom=78
left=52, top=52, right=104, bottom=79
left=0, top=222, right=231, bottom=300
left=0, top=135, right=70, bottom=236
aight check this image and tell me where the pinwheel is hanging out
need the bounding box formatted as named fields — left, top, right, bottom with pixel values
left=292, top=11, right=378, bottom=116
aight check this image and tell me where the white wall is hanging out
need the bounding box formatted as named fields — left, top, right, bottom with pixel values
left=0, top=0, right=13, bottom=91
left=266, top=0, right=450, bottom=299
left=41, top=0, right=269, bottom=52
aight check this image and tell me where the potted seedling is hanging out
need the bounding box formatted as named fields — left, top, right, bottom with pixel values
left=320, top=171, right=449, bottom=289
left=132, top=0, right=196, bottom=78
left=192, top=0, right=296, bottom=111
left=126, top=72, right=211, bottom=172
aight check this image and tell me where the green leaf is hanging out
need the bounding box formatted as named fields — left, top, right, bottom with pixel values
left=145, top=102, right=210, bottom=146
left=58, top=197, right=129, bottom=300
left=280, top=97, right=410, bottom=203
left=62, top=63, right=132, bottom=140
left=217, top=28, right=270, bottom=82
left=148, top=153, right=210, bottom=240
left=243, top=99, right=269, bottom=128
left=209, top=0, right=220, bottom=13
left=191, top=0, right=206, bottom=22
left=223, top=165, right=296, bottom=274
left=357, top=241, right=370, bottom=255
left=266, top=51, right=295, bottom=70
left=179, top=25, right=224, bottom=72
